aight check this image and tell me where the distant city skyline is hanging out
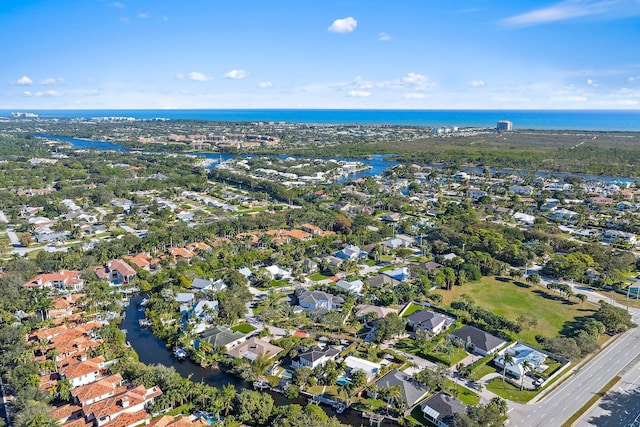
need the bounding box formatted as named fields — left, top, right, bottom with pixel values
left=2, top=0, right=639, bottom=110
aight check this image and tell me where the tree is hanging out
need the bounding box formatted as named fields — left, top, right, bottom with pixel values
left=526, top=273, right=541, bottom=285
left=501, top=352, right=514, bottom=381
left=374, top=313, right=406, bottom=343
left=576, top=293, right=588, bottom=304
left=234, top=390, right=274, bottom=425
left=593, top=301, right=636, bottom=334
left=520, top=360, right=533, bottom=390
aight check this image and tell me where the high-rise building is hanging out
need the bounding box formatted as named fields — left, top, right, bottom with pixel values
left=497, top=120, right=513, bottom=131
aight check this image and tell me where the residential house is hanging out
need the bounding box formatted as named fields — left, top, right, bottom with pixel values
left=168, top=247, right=196, bottom=262
left=291, top=346, right=340, bottom=369
left=226, top=337, right=283, bottom=361
left=354, top=304, right=398, bottom=321
left=264, top=265, right=292, bottom=280
left=124, top=253, right=160, bottom=272
left=71, top=374, right=123, bottom=407
left=374, top=369, right=429, bottom=407
left=603, top=229, right=637, bottom=245
left=200, top=325, right=247, bottom=351
left=367, top=274, right=401, bottom=288
left=58, top=356, right=106, bottom=388
left=344, top=356, right=381, bottom=382
left=512, top=212, right=535, bottom=225
left=450, top=325, right=507, bottom=356
left=295, top=289, right=344, bottom=312
left=191, top=278, right=227, bottom=293
left=302, top=259, right=318, bottom=274
left=494, top=343, right=547, bottom=379
left=81, top=384, right=162, bottom=426
left=383, top=267, right=410, bottom=281
left=23, top=270, right=84, bottom=291
left=406, top=310, right=454, bottom=335
left=334, top=244, right=368, bottom=260
left=148, top=415, right=209, bottom=427
left=421, top=392, right=467, bottom=427
left=94, top=260, right=136, bottom=285
left=335, top=279, right=364, bottom=294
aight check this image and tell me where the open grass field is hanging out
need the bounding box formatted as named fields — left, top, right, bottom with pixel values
left=437, top=276, right=597, bottom=340
left=487, top=378, right=538, bottom=403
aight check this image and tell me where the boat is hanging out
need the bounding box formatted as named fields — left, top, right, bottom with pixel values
left=173, top=347, right=188, bottom=360
left=138, top=319, right=152, bottom=328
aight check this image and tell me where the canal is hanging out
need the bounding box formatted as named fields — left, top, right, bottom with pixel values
left=121, top=297, right=396, bottom=426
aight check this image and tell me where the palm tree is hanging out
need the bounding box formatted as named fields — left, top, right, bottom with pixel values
left=501, top=352, right=515, bottom=382
left=520, top=360, right=534, bottom=390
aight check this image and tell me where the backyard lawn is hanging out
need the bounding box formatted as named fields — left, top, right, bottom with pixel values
left=231, top=323, right=256, bottom=334
left=486, top=378, right=538, bottom=403
left=437, top=276, right=597, bottom=340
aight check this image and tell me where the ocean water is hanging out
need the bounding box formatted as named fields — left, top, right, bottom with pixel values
left=5, top=109, right=640, bottom=131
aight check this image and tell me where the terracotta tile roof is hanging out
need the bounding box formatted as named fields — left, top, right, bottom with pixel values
left=71, top=373, right=123, bottom=406
left=23, top=270, right=83, bottom=288
left=168, top=248, right=195, bottom=259
left=124, top=253, right=152, bottom=268
left=58, top=356, right=105, bottom=381
left=83, top=385, right=162, bottom=422
left=148, top=415, right=209, bottom=427
left=106, top=259, right=137, bottom=277
left=100, top=408, right=151, bottom=427
left=187, top=242, right=211, bottom=251
left=63, top=418, right=94, bottom=427
left=49, top=403, right=83, bottom=422
left=283, top=229, right=312, bottom=240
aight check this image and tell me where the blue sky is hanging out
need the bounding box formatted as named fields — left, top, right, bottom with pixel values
left=2, top=0, right=639, bottom=109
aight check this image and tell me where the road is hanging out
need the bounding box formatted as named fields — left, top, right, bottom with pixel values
left=575, top=361, right=640, bottom=427
left=509, top=308, right=640, bottom=427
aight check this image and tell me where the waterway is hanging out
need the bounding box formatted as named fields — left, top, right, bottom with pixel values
left=121, top=297, right=395, bottom=426
left=38, top=133, right=638, bottom=183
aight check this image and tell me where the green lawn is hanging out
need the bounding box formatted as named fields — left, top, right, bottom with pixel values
left=401, top=302, right=424, bottom=317
left=486, top=378, right=538, bottom=403
left=468, top=360, right=499, bottom=381
left=449, top=381, right=481, bottom=405
left=231, top=323, right=256, bottom=334
left=437, top=276, right=597, bottom=340
left=308, top=273, right=332, bottom=281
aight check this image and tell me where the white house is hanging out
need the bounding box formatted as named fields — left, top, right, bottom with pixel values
left=344, top=356, right=381, bottom=382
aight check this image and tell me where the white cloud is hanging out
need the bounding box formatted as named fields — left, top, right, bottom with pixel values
left=175, top=73, right=184, bottom=80
left=120, top=17, right=130, bottom=24
left=502, top=0, right=640, bottom=27
left=40, top=77, right=64, bottom=85
left=567, top=96, right=588, bottom=102
left=627, top=76, right=640, bottom=83
left=189, top=72, right=213, bottom=82
left=617, top=99, right=639, bottom=106
left=14, top=76, right=33, bottom=86
left=347, top=90, right=370, bottom=97
left=257, top=81, right=272, bottom=88
left=162, top=16, right=169, bottom=21
left=110, top=2, right=124, bottom=8
left=224, top=69, right=248, bottom=79
left=378, top=32, right=391, bottom=41
left=23, top=91, right=32, bottom=97
left=328, top=17, right=357, bottom=33
left=470, top=80, right=485, bottom=88
left=404, top=93, right=425, bottom=99
left=586, top=78, right=599, bottom=87
left=139, top=13, right=148, bottom=19
left=402, top=73, right=427, bottom=85
left=35, top=90, right=62, bottom=97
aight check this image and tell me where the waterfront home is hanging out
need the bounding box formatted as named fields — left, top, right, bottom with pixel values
left=190, top=278, right=227, bottom=292
left=70, top=373, right=124, bottom=407
left=226, top=337, right=283, bottom=361
left=291, top=345, right=340, bottom=369
left=344, top=356, right=381, bottom=382
left=199, top=325, right=247, bottom=351
left=421, top=392, right=467, bottom=427
left=23, top=270, right=84, bottom=291
left=124, top=253, right=160, bottom=272
left=374, top=369, right=429, bottom=407
left=80, top=384, right=162, bottom=427
left=94, top=259, right=137, bottom=286
left=450, top=325, right=507, bottom=356
left=58, top=356, right=107, bottom=388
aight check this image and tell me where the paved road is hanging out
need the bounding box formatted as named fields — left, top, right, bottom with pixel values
left=509, top=308, right=640, bottom=427
left=576, top=363, right=640, bottom=427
